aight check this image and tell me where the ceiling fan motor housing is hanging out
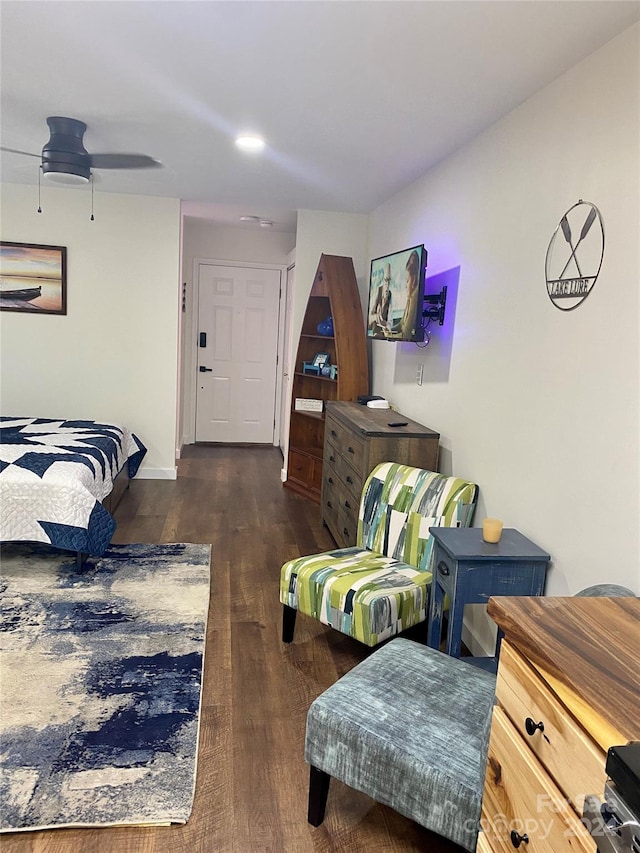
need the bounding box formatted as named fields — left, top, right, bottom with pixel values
left=42, top=116, right=91, bottom=182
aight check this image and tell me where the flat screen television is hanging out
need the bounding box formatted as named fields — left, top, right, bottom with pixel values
left=367, top=244, right=427, bottom=342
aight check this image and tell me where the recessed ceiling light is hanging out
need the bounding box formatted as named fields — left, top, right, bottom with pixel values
left=235, top=134, right=265, bottom=152
left=239, top=215, right=260, bottom=222
left=259, top=220, right=274, bottom=228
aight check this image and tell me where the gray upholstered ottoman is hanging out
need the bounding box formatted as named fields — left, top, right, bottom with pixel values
left=305, top=638, right=496, bottom=851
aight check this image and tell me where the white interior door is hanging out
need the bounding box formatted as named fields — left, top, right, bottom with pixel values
left=195, top=263, right=281, bottom=443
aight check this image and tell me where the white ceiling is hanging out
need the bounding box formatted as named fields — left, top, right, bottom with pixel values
left=1, top=1, right=639, bottom=234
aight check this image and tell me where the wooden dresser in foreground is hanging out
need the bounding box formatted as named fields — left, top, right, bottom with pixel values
left=478, top=595, right=640, bottom=852
left=321, top=401, right=440, bottom=548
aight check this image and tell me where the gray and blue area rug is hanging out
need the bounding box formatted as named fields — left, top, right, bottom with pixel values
left=0, top=542, right=211, bottom=832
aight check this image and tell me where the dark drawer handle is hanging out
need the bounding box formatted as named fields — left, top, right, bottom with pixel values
left=525, top=718, right=544, bottom=737
left=348, top=446, right=355, bottom=454
left=326, top=501, right=333, bottom=509
left=346, top=475, right=353, bottom=484
left=438, top=561, right=450, bottom=576
left=343, top=528, right=349, bottom=536
left=331, top=429, right=337, bottom=437
left=510, top=831, right=529, bottom=848
left=328, top=477, right=334, bottom=484
left=344, top=500, right=351, bottom=510
left=329, top=455, right=335, bottom=463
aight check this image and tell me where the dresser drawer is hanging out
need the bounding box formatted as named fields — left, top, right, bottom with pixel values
left=496, top=642, right=606, bottom=813
left=324, top=443, right=363, bottom=502
left=322, top=473, right=358, bottom=546
left=321, top=471, right=345, bottom=520
left=482, top=706, right=595, bottom=852
left=434, top=553, right=456, bottom=597
left=476, top=831, right=502, bottom=853
left=325, top=415, right=365, bottom=475
left=322, top=502, right=355, bottom=549
left=334, top=502, right=358, bottom=547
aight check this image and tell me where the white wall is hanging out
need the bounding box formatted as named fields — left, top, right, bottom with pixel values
left=0, top=183, right=181, bottom=477
left=369, top=24, right=640, bottom=621
left=181, top=218, right=296, bottom=274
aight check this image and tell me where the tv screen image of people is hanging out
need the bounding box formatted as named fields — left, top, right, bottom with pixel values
left=367, top=245, right=427, bottom=342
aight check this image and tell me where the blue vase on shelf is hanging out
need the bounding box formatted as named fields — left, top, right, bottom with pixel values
left=317, top=316, right=333, bottom=336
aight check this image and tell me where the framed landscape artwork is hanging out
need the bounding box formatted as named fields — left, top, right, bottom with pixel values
left=0, top=241, right=67, bottom=315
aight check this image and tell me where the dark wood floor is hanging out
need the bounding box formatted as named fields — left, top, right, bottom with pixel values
left=3, top=445, right=463, bottom=853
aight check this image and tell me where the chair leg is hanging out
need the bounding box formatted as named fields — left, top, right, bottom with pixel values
left=282, top=605, right=297, bottom=643
left=308, top=765, right=331, bottom=826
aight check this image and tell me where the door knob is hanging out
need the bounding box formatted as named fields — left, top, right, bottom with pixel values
left=199, top=366, right=213, bottom=373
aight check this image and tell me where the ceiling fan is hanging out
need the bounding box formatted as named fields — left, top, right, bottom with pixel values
left=1, top=116, right=161, bottom=184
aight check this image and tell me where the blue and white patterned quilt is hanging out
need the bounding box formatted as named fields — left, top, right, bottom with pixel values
left=0, top=417, right=146, bottom=556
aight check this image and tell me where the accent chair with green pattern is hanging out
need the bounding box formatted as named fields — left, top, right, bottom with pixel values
left=280, top=461, right=479, bottom=647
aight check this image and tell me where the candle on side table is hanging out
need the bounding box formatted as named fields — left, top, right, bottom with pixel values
left=482, top=518, right=503, bottom=543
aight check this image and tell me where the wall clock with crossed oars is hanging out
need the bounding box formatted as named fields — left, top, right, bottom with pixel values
left=545, top=200, right=604, bottom=311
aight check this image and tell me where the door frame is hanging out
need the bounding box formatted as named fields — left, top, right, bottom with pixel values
left=279, top=249, right=296, bottom=478
left=184, top=257, right=287, bottom=447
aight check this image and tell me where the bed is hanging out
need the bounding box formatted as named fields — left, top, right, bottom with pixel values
left=0, top=417, right=146, bottom=557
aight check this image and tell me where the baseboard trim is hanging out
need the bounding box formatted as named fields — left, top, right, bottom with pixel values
left=136, top=467, right=178, bottom=481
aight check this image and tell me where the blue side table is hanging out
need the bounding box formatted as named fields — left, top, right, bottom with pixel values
left=427, top=527, right=550, bottom=672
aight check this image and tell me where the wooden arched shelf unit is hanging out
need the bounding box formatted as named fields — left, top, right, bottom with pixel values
left=284, top=254, right=369, bottom=502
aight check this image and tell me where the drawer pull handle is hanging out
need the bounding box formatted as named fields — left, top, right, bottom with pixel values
left=343, top=528, right=349, bottom=536
left=328, top=477, right=334, bottom=484
left=344, top=500, right=351, bottom=509
left=331, top=429, right=337, bottom=437
left=327, top=501, right=333, bottom=509
left=525, top=718, right=545, bottom=737
left=346, top=475, right=353, bottom=484
left=510, top=831, right=529, bottom=848
left=438, top=561, right=450, bottom=577
left=329, top=455, right=335, bottom=463
left=348, top=446, right=355, bottom=454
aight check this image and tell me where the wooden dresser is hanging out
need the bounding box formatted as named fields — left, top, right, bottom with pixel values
left=321, top=401, right=440, bottom=548
left=478, top=596, right=640, bottom=852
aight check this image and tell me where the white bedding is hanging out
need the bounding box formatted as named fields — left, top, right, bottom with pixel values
left=0, top=417, right=146, bottom=555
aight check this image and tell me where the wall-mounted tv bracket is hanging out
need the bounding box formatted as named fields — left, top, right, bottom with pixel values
left=422, top=285, right=447, bottom=325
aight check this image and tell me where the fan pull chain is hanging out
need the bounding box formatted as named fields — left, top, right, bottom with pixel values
left=90, top=173, right=95, bottom=221
left=37, top=165, right=42, bottom=213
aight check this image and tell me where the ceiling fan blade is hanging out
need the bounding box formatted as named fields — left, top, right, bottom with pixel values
left=90, top=153, right=161, bottom=169
left=0, top=146, right=40, bottom=158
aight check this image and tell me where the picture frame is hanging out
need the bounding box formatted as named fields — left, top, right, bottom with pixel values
left=0, top=241, right=67, bottom=315
left=302, top=351, right=331, bottom=375
left=311, top=351, right=330, bottom=367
